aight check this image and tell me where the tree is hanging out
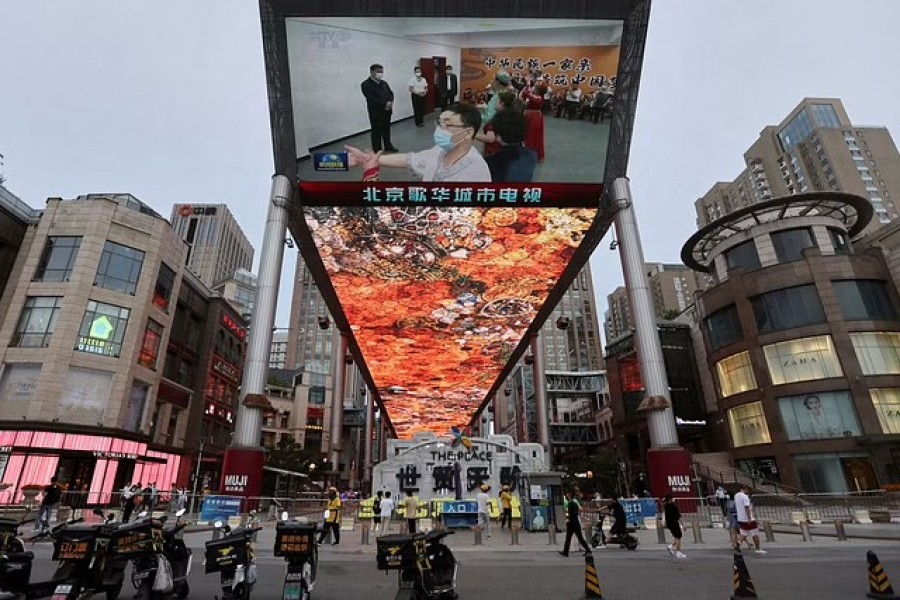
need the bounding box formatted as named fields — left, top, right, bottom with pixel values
left=559, top=449, right=620, bottom=498
left=265, top=435, right=320, bottom=473
left=660, top=308, right=682, bottom=321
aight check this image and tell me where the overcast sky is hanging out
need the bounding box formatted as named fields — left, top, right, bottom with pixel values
left=2, top=1, right=900, bottom=345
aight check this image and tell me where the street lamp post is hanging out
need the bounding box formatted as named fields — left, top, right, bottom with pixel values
left=190, top=439, right=206, bottom=515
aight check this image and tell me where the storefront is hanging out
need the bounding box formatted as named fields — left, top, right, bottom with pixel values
left=0, top=430, right=181, bottom=504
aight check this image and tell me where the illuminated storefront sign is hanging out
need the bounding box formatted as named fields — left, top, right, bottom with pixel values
left=77, top=315, right=117, bottom=356
left=212, top=356, right=240, bottom=383
left=221, top=314, right=247, bottom=340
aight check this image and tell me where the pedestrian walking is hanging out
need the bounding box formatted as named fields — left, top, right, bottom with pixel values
left=34, top=476, right=62, bottom=532
left=372, top=491, right=383, bottom=533
left=317, top=487, right=343, bottom=546
left=475, top=484, right=492, bottom=539
left=121, top=484, right=139, bottom=523
left=663, top=493, right=687, bottom=559
left=734, top=485, right=767, bottom=555
left=558, top=490, right=591, bottom=557
left=499, top=485, right=513, bottom=529
left=379, top=491, right=395, bottom=536
left=715, top=485, right=728, bottom=517
left=404, top=490, right=419, bottom=534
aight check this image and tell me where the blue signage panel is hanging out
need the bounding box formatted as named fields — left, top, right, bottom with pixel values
left=200, top=495, right=243, bottom=522
left=313, top=152, right=349, bottom=172
left=621, top=498, right=657, bottom=526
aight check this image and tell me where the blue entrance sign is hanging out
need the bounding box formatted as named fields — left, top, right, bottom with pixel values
left=200, top=495, right=243, bottom=522
left=440, top=500, right=478, bottom=528
left=622, top=498, right=657, bottom=526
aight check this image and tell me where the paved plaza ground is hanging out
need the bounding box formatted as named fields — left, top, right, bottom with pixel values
left=19, top=521, right=900, bottom=599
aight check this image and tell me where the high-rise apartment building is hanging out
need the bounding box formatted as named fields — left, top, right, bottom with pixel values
left=215, top=268, right=256, bottom=323
left=169, top=204, right=254, bottom=288
left=604, top=263, right=698, bottom=341
left=269, top=330, right=289, bottom=370
left=696, top=98, right=900, bottom=228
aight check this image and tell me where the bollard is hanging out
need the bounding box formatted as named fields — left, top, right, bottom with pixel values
left=473, top=525, right=483, bottom=546
left=584, top=525, right=593, bottom=546
left=691, top=521, right=704, bottom=544
left=510, top=525, right=520, bottom=546
left=212, top=527, right=221, bottom=541
left=799, top=521, right=812, bottom=542
left=361, top=524, right=370, bottom=545
left=656, top=519, right=666, bottom=544
left=763, top=521, right=775, bottom=543
left=834, top=520, right=847, bottom=542
left=547, top=524, right=557, bottom=545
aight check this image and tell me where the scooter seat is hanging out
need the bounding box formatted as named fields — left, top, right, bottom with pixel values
left=0, top=552, right=33, bottom=561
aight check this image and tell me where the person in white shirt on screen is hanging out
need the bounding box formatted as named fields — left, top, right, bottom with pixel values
left=408, top=66, right=428, bottom=127
left=346, top=103, right=491, bottom=182
left=734, top=485, right=767, bottom=555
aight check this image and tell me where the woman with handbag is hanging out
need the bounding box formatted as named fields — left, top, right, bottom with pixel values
left=317, top=487, right=343, bottom=546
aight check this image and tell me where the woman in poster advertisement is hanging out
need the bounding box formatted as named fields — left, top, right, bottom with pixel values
left=802, top=395, right=840, bottom=438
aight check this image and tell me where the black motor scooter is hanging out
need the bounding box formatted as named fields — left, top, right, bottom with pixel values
left=204, top=512, right=261, bottom=600
left=274, top=512, right=319, bottom=600
left=376, top=529, right=458, bottom=600
left=125, top=508, right=192, bottom=599
left=590, top=515, right=638, bottom=551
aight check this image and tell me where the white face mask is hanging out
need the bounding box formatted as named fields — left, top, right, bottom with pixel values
left=373, top=72, right=384, bottom=81
left=414, top=71, right=422, bottom=77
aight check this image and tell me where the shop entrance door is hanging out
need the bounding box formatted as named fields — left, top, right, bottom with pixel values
left=55, top=456, right=96, bottom=490
left=841, top=457, right=879, bottom=491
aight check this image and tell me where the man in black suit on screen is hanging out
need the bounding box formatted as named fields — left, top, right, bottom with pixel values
left=361, top=63, right=398, bottom=152
left=436, top=64, right=458, bottom=110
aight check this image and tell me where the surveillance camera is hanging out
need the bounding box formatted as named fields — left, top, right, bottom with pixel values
left=555, top=316, right=570, bottom=330
left=344, top=355, right=353, bottom=365
left=609, top=240, right=619, bottom=251
left=524, top=354, right=534, bottom=365
left=317, top=316, right=331, bottom=330
left=504, top=388, right=511, bottom=397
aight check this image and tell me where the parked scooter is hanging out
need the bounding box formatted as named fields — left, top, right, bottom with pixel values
left=204, top=511, right=261, bottom=600
left=376, top=529, right=458, bottom=600
left=126, top=508, right=192, bottom=599
left=274, top=512, right=319, bottom=600
left=0, top=511, right=129, bottom=600
left=590, top=515, right=638, bottom=550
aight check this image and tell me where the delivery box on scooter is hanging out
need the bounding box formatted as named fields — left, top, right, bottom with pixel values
left=204, top=536, right=249, bottom=574
left=274, top=523, right=316, bottom=558
left=376, top=532, right=426, bottom=571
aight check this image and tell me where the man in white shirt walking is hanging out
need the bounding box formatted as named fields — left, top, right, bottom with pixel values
left=476, top=484, right=492, bottom=540
left=734, top=485, right=767, bottom=555
left=378, top=491, right=396, bottom=536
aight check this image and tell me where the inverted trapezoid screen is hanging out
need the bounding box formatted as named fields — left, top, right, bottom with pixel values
left=302, top=197, right=599, bottom=437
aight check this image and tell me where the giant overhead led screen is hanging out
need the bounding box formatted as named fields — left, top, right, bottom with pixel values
left=263, top=2, right=646, bottom=438
left=298, top=182, right=602, bottom=437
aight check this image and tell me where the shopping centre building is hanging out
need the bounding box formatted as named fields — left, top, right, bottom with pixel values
left=0, top=192, right=248, bottom=502
left=682, top=192, right=900, bottom=492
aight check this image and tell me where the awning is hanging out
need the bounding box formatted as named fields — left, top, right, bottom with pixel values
left=263, top=466, right=309, bottom=478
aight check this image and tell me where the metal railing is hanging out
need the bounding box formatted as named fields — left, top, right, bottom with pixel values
left=693, top=461, right=799, bottom=496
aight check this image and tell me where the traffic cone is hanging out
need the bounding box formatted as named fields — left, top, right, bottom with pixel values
left=867, top=550, right=899, bottom=599
left=582, top=552, right=603, bottom=599
left=730, top=552, right=758, bottom=599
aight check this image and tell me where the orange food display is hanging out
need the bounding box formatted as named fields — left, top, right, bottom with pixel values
left=303, top=206, right=598, bottom=438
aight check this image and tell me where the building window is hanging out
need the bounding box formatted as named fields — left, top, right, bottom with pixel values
left=153, top=263, right=176, bottom=312
left=850, top=332, right=900, bottom=375
left=751, top=285, right=825, bottom=334
left=11, top=297, right=63, bottom=347
left=869, top=388, right=900, bottom=434
left=829, top=229, right=850, bottom=254
left=715, top=351, right=757, bottom=397
left=309, top=385, right=326, bottom=405
left=728, top=401, right=771, bottom=447
left=794, top=453, right=877, bottom=493
left=33, top=236, right=82, bottom=282
left=725, top=240, right=761, bottom=272
left=834, top=280, right=897, bottom=320
left=94, top=241, right=145, bottom=295
left=705, top=305, right=743, bottom=351
left=76, top=301, right=131, bottom=358
left=138, top=319, right=164, bottom=369
left=763, top=335, right=843, bottom=385
left=771, top=228, right=816, bottom=263
left=778, top=391, right=862, bottom=440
